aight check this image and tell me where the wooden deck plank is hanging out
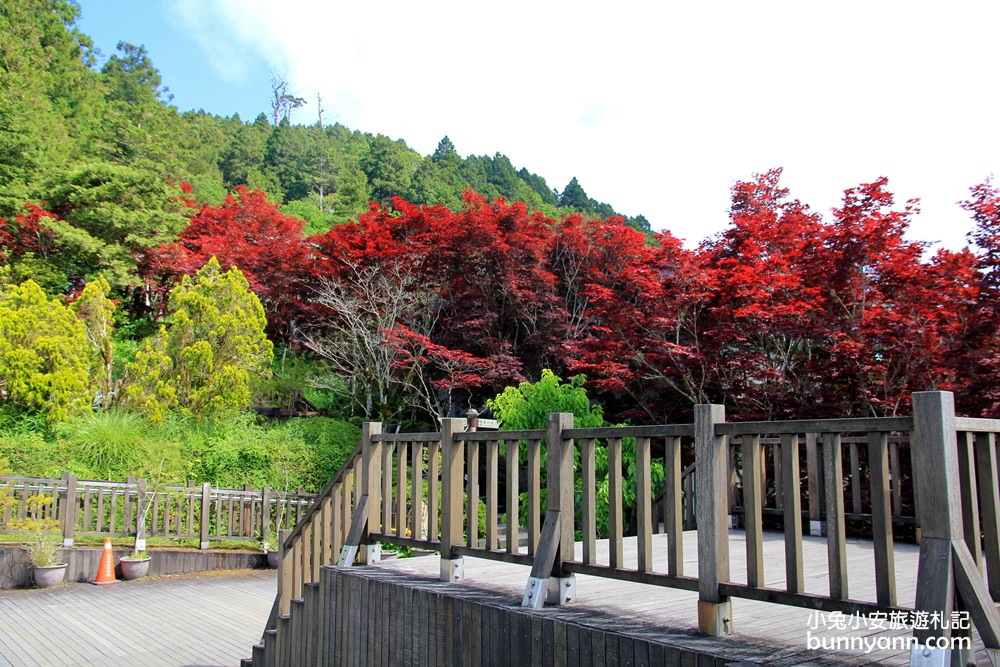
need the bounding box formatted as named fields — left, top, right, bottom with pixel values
left=0, top=569, right=275, bottom=667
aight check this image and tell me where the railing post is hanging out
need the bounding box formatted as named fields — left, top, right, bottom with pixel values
left=695, top=404, right=732, bottom=636
left=199, top=482, right=211, bottom=550
left=548, top=412, right=576, bottom=603
left=909, top=391, right=995, bottom=666
left=60, top=472, right=77, bottom=547
left=440, top=416, right=467, bottom=582
left=135, top=477, right=147, bottom=551
left=361, top=421, right=382, bottom=565
left=523, top=412, right=575, bottom=607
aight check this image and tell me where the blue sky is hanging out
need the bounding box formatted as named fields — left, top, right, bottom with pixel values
left=76, top=1, right=273, bottom=122
left=75, top=1, right=1000, bottom=252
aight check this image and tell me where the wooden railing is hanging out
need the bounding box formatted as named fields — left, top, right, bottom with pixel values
left=267, top=392, right=1000, bottom=665
left=0, top=473, right=313, bottom=548
left=274, top=438, right=364, bottom=616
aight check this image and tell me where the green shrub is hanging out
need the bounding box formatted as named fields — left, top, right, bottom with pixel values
left=292, top=417, right=360, bottom=488
left=189, top=414, right=314, bottom=492
left=0, top=429, right=62, bottom=477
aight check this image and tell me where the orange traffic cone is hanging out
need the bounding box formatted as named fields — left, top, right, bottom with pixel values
left=93, top=537, right=116, bottom=584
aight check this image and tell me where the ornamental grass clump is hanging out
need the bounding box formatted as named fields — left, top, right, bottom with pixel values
left=11, top=496, right=63, bottom=567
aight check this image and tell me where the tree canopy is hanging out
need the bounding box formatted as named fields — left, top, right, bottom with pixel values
left=124, top=258, right=273, bottom=421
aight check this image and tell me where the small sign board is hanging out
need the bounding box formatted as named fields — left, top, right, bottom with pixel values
left=476, top=419, right=500, bottom=430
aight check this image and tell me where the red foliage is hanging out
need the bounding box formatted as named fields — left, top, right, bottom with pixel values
left=0, top=204, right=58, bottom=262
left=139, top=174, right=1000, bottom=422
left=146, top=186, right=312, bottom=336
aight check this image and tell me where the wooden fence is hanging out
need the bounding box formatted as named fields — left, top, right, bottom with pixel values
left=265, top=392, right=1000, bottom=665
left=0, top=474, right=315, bottom=548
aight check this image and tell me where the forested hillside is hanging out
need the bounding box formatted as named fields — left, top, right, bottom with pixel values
left=0, top=0, right=648, bottom=293
left=4, top=1, right=1000, bottom=497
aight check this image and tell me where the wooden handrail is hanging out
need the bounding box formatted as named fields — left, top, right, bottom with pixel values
left=717, top=416, right=913, bottom=435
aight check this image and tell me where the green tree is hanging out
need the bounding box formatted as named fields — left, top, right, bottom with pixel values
left=220, top=114, right=271, bottom=190
left=0, top=280, right=90, bottom=423
left=73, top=276, right=116, bottom=408
left=488, top=369, right=604, bottom=430
left=101, top=42, right=171, bottom=106
left=124, top=257, right=274, bottom=420
left=0, top=0, right=103, bottom=215
left=486, top=153, right=520, bottom=201
left=559, top=176, right=590, bottom=210
left=364, top=135, right=418, bottom=203
left=40, top=162, right=191, bottom=292
left=488, top=370, right=662, bottom=539
left=517, top=168, right=558, bottom=206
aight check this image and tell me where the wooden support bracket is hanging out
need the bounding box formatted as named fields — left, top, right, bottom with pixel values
left=522, top=510, right=570, bottom=608
left=336, top=495, right=369, bottom=567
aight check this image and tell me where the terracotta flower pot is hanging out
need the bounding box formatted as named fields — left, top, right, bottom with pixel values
left=120, top=557, right=151, bottom=580
left=33, top=563, right=68, bottom=588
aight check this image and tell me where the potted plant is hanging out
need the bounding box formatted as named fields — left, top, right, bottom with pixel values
left=120, top=549, right=151, bottom=580
left=13, top=496, right=67, bottom=588
left=261, top=535, right=279, bottom=568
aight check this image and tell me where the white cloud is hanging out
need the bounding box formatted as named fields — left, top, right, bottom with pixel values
left=171, top=0, right=1000, bottom=249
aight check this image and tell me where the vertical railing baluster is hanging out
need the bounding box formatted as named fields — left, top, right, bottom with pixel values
left=742, top=435, right=763, bottom=587
left=300, top=522, right=312, bottom=585
left=320, top=495, right=333, bottom=565
left=396, top=442, right=408, bottom=538
left=581, top=438, right=597, bottom=565
left=428, top=440, right=440, bottom=542
left=636, top=436, right=652, bottom=573
left=869, top=431, right=896, bottom=606
left=527, top=439, right=541, bottom=556
left=466, top=440, right=480, bottom=548
left=608, top=437, right=623, bottom=569
left=380, top=442, right=393, bottom=536
left=311, top=515, right=322, bottom=580
left=781, top=434, right=804, bottom=594
left=774, top=441, right=783, bottom=511
left=805, top=433, right=822, bottom=536
left=485, top=440, right=498, bottom=550
left=823, top=433, right=848, bottom=599
left=505, top=440, right=520, bottom=554
left=889, top=439, right=902, bottom=518
left=331, top=484, right=343, bottom=558
left=278, top=528, right=292, bottom=616
left=292, top=535, right=303, bottom=600
left=665, top=436, right=683, bottom=576
left=411, top=441, right=422, bottom=540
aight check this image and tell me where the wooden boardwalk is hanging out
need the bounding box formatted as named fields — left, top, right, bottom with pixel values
left=378, top=529, right=988, bottom=666
left=0, top=569, right=275, bottom=667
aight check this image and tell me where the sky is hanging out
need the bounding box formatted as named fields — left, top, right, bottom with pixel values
left=76, top=1, right=1000, bottom=251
